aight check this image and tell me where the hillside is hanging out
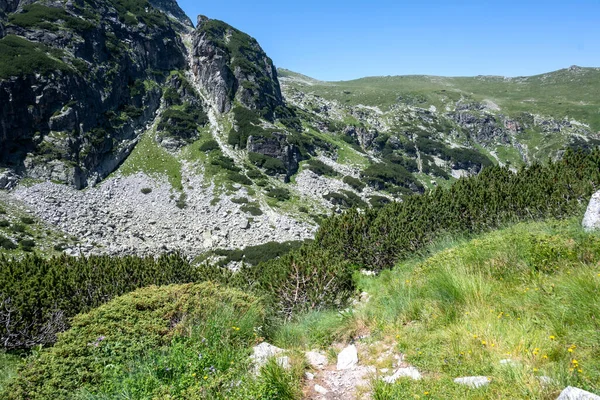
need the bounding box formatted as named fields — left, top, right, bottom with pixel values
left=1, top=1, right=599, bottom=259
left=2, top=218, right=598, bottom=399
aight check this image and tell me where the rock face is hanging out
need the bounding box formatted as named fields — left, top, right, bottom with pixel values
left=191, top=16, right=284, bottom=118
left=0, top=0, right=189, bottom=188
left=557, top=386, right=600, bottom=400
left=582, top=191, right=600, bottom=232
left=247, top=132, right=301, bottom=178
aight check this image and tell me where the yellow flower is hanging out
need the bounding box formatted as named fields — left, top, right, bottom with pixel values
left=542, top=355, right=548, bottom=359
left=481, top=340, right=487, bottom=346
left=568, top=348, right=574, bottom=353
left=533, top=368, right=539, bottom=372
left=549, top=335, right=556, bottom=340
left=424, top=392, right=430, bottom=395
left=192, top=373, right=196, bottom=377
left=204, top=375, right=208, bottom=380
left=578, top=369, right=583, bottom=373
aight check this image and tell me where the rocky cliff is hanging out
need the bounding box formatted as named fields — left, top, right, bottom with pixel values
left=191, top=16, right=284, bottom=118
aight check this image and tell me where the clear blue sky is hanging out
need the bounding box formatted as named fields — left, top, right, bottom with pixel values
left=177, top=0, right=600, bottom=81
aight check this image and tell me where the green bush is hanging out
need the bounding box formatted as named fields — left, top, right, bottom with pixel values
left=305, top=159, right=337, bottom=177
left=211, top=154, right=240, bottom=172
left=0, top=236, right=16, bottom=251
left=19, top=217, right=34, bottom=225
left=0, top=35, right=69, bottom=79
left=199, top=139, right=220, bottom=152
left=0, top=253, right=198, bottom=349
left=240, top=204, right=263, bottom=216
left=266, top=187, right=291, bottom=201
left=157, top=104, right=208, bottom=142
left=369, top=195, right=392, bottom=209
left=140, top=187, right=152, bottom=194
left=227, top=171, right=253, bottom=186
left=249, top=152, right=287, bottom=175
left=213, top=241, right=306, bottom=267
left=361, top=162, right=424, bottom=193
left=342, top=175, right=366, bottom=191
left=3, top=282, right=267, bottom=399
left=316, top=149, right=600, bottom=271
left=323, top=191, right=367, bottom=209
left=0, top=220, right=9, bottom=228
left=18, top=239, right=35, bottom=252
left=9, top=224, right=25, bottom=234
left=8, top=4, right=93, bottom=32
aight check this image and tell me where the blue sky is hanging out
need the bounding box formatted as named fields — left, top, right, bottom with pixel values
left=177, top=0, right=600, bottom=81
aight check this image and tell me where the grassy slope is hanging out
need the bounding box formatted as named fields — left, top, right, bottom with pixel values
left=274, top=218, right=600, bottom=399
left=280, top=67, right=600, bottom=131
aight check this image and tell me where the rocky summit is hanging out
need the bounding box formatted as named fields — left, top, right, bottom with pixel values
left=1, top=0, right=600, bottom=259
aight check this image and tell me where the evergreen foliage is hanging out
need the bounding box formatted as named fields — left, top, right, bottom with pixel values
left=0, top=253, right=197, bottom=349
left=3, top=283, right=272, bottom=399
left=0, top=35, right=69, bottom=79
left=305, top=159, right=337, bottom=177
left=316, top=148, right=600, bottom=270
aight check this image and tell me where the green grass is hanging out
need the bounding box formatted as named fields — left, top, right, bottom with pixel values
left=273, top=218, right=600, bottom=399
left=119, top=132, right=183, bottom=190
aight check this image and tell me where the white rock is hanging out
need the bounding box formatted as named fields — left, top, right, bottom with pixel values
left=583, top=191, right=600, bottom=232
left=557, top=386, right=600, bottom=400
left=383, top=366, right=422, bottom=383
left=305, top=372, right=315, bottom=380
left=453, top=376, right=490, bottom=388
left=306, top=351, right=328, bottom=369
left=314, top=384, right=329, bottom=395
left=337, top=345, right=358, bottom=370
left=251, top=342, right=284, bottom=370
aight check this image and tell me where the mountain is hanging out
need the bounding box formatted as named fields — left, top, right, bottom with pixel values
left=0, top=0, right=599, bottom=259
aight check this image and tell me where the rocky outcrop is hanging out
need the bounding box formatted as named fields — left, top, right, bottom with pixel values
left=247, top=132, right=301, bottom=178
left=148, top=0, right=193, bottom=29
left=191, top=16, right=284, bottom=118
left=0, top=0, right=188, bottom=188
left=583, top=191, right=600, bottom=232
left=344, top=125, right=378, bottom=148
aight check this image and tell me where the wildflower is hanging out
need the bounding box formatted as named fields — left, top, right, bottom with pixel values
left=424, top=392, right=430, bottom=395
left=542, top=355, right=548, bottom=359
left=481, top=340, right=487, bottom=346
left=533, top=368, right=539, bottom=372
left=192, top=373, right=196, bottom=377
left=578, top=369, right=583, bottom=373
left=204, top=375, right=208, bottom=380
left=549, top=335, right=555, bottom=340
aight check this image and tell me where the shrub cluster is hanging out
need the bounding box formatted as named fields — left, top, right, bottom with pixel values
left=0, top=253, right=197, bottom=349
left=317, top=148, right=600, bottom=270
left=305, top=159, right=337, bottom=177
left=0, top=35, right=69, bottom=79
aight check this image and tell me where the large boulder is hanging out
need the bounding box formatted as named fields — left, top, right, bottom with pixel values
left=556, top=386, right=600, bottom=400
left=582, top=191, right=600, bottom=232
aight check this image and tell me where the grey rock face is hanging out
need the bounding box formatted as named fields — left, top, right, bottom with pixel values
left=556, top=386, right=600, bottom=400
left=247, top=132, right=300, bottom=178
left=191, top=16, right=284, bottom=119
left=582, top=191, right=600, bottom=231
left=147, top=0, right=193, bottom=29
left=0, top=0, right=187, bottom=188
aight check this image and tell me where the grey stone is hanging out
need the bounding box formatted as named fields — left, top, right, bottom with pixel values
left=382, top=367, right=421, bottom=383
left=557, top=387, right=600, bottom=400
left=453, top=376, right=490, bottom=388
left=314, top=384, right=329, bottom=395
left=583, top=191, right=600, bottom=232
left=336, top=345, right=358, bottom=370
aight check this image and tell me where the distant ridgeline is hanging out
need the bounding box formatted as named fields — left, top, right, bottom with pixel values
left=1, top=149, right=599, bottom=349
